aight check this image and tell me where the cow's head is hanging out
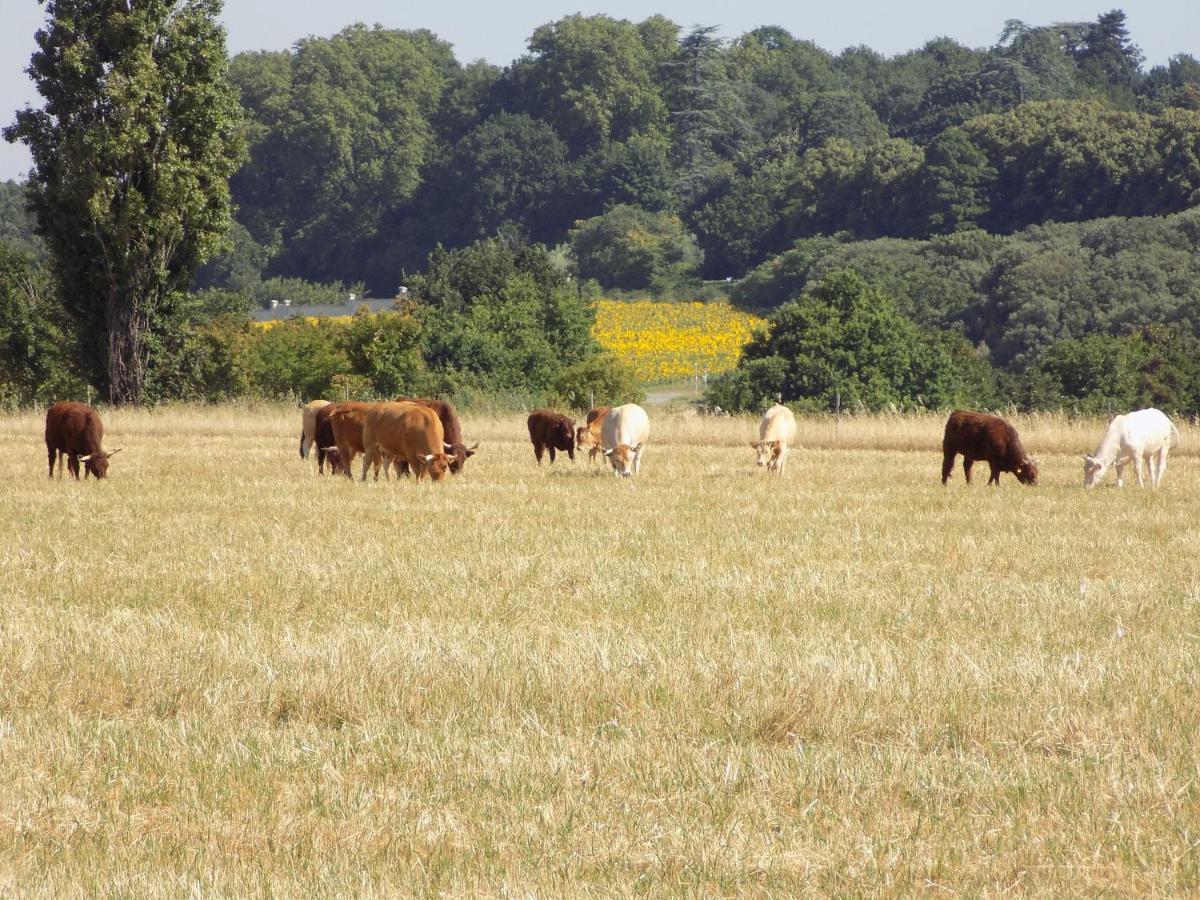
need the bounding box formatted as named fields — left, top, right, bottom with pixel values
left=750, top=440, right=783, bottom=469
left=1082, top=454, right=1106, bottom=487
left=1014, top=457, right=1039, bottom=485
left=79, top=448, right=120, bottom=479
left=326, top=447, right=346, bottom=476
left=444, top=441, right=479, bottom=475
left=421, top=452, right=454, bottom=482
left=603, top=443, right=641, bottom=477
left=576, top=426, right=598, bottom=450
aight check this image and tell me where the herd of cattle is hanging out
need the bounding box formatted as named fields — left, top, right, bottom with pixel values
left=41, top=398, right=1181, bottom=489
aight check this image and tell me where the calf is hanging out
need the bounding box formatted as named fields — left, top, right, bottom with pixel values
left=45, top=401, right=121, bottom=480
left=941, top=410, right=1037, bottom=486
left=527, top=410, right=576, bottom=464
left=575, top=406, right=611, bottom=463
left=751, top=404, right=797, bottom=475
left=1083, top=408, right=1179, bottom=488
left=601, top=403, right=650, bottom=477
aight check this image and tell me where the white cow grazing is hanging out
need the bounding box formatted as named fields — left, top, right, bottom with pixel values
left=601, top=403, right=650, bottom=477
left=1083, top=407, right=1179, bottom=488
left=300, top=399, right=331, bottom=460
left=751, top=404, right=797, bottom=474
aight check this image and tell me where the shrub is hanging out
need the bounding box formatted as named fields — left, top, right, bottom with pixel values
left=569, top=205, right=704, bottom=293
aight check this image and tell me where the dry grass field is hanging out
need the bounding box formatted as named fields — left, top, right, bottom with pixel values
left=1, top=404, right=1198, bottom=896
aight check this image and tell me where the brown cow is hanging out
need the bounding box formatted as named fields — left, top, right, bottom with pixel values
left=311, top=402, right=346, bottom=475
left=574, top=406, right=611, bottom=464
left=45, top=401, right=121, bottom=480
left=394, top=397, right=479, bottom=474
left=363, top=402, right=453, bottom=482
left=527, top=410, right=576, bottom=464
left=327, top=402, right=384, bottom=480
left=941, top=410, right=1038, bottom=486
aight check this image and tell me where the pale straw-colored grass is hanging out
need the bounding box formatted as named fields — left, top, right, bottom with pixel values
left=0, top=404, right=1197, bottom=895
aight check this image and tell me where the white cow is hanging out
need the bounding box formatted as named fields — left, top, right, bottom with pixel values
left=751, top=404, right=797, bottom=474
left=601, top=403, right=650, bottom=477
left=300, top=399, right=331, bottom=460
left=1083, top=407, right=1179, bottom=488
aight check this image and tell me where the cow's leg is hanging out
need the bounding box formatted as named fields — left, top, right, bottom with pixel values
left=987, top=462, right=1000, bottom=485
left=963, top=457, right=975, bottom=484
left=568, top=446, right=575, bottom=462
left=1132, top=453, right=1145, bottom=488
left=1155, top=448, right=1169, bottom=487
left=776, top=445, right=788, bottom=475
left=67, top=453, right=81, bottom=480
left=548, top=445, right=556, bottom=463
left=941, top=451, right=955, bottom=484
left=47, top=446, right=56, bottom=479
left=633, top=446, right=643, bottom=474
left=533, top=441, right=544, bottom=464
left=317, top=445, right=326, bottom=475
left=337, top=442, right=354, bottom=479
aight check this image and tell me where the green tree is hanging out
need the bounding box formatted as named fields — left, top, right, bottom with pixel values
left=5, top=0, right=245, bottom=404
left=568, top=205, right=703, bottom=292
left=710, top=269, right=991, bottom=412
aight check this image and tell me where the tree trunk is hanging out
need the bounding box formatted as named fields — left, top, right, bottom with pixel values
left=106, top=291, right=150, bottom=405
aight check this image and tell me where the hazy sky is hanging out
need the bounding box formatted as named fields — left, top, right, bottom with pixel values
left=2, top=1, right=1197, bottom=181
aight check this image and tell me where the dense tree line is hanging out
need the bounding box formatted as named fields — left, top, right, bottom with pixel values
left=209, top=10, right=1200, bottom=293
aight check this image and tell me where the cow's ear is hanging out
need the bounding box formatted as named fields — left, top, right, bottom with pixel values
left=631, top=443, right=643, bottom=452
left=468, top=441, right=481, bottom=452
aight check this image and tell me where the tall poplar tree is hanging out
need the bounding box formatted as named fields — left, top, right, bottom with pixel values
left=4, top=0, right=244, bottom=403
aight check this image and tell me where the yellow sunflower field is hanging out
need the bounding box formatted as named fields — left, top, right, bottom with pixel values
left=591, top=299, right=765, bottom=383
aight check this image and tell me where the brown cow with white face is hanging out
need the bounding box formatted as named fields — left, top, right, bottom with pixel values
left=363, top=402, right=453, bottom=482
left=394, top=397, right=479, bottom=475
left=45, top=401, right=121, bottom=480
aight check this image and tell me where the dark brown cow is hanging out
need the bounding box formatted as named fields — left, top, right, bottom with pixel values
left=575, top=406, right=611, bottom=463
left=363, top=402, right=452, bottom=482
left=45, top=401, right=120, bottom=480
left=941, top=410, right=1038, bottom=486
left=394, top=397, right=479, bottom=474
left=312, top=402, right=346, bottom=475
left=527, top=410, right=576, bottom=464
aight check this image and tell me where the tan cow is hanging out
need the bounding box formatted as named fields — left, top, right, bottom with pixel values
left=362, top=402, right=453, bottom=482
left=300, top=399, right=331, bottom=460
left=601, top=403, right=650, bottom=477
left=575, top=405, right=611, bottom=463
left=751, top=404, right=797, bottom=474
left=327, top=401, right=384, bottom=480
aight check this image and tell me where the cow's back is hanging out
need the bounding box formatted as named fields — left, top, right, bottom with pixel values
left=1120, top=408, right=1174, bottom=451
left=603, top=403, right=650, bottom=448
left=45, top=401, right=103, bottom=455
left=368, top=402, right=445, bottom=459
left=759, top=404, right=796, bottom=443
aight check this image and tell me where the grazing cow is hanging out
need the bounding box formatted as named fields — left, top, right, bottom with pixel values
left=575, top=406, right=611, bottom=464
left=45, top=401, right=121, bottom=480
left=527, top=410, right=576, bottom=464
left=312, top=402, right=346, bottom=475
left=751, top=404, right=797, bottom=474
left=1083, top=407, right=1179, bottom=488
left=300, top=399, right=330, bottom=460
left=363, top=402, right=453, bottom=482
left=941, top=410, right=1038, bottom=486
left=601, top=403, right=650, bottom=477
left=394, top=397, right=479, bottom=474
left=327, top=402, right=382, bottom=480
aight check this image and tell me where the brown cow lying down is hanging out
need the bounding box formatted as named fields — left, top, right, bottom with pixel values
left=527, top=410, right=576, bottom=464
left=363, top=402, right=453, bottom=482
left=941, top=410, right=1038, bottom=486
left=45, top=401, right=121, bottom=480
left=394, top=397, right=479, bottom=475
left=574, top=406, right=611, bottom=463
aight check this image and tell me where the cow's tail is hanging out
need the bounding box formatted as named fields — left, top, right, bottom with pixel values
left=299, top=430, right=308, bottom=459
left=1170, top=420, right=1181, bottom=449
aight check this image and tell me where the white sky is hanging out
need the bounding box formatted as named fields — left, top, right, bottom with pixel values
left=2, top=1, right=1197, bottom=181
